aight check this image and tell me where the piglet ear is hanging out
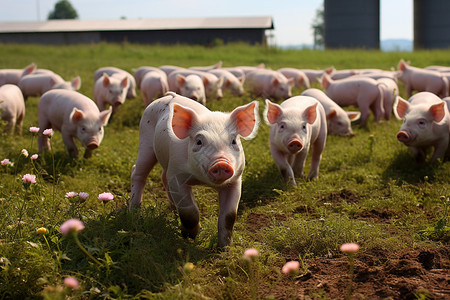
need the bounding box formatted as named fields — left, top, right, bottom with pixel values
left=304, top=103, right=318, bottom=124
left=430, top=102, right=446, bottom=123
left=171, top=103, right=199, bottom=139
left=393, top=96, right=409, bottom=120
left=264, top=99, right=282, bottom=125
left=70, top=108, right=84, bottom=124
left=102, top=73, right=110, bottom=87
left=23, top=63, right=36, bottom=76
left=177, top=74, right=186, bottom=87
left=71, top=76, right=81, bottom=90
left=229, top=100, right=260, bottom=139
left=99, top=107, right=112, bottom=126
left=347, top=111, right=361, bottom=122
left=321, top=74, right=330, bottom=89
left=121, top=76, right=129, bottom=88
left=272, top=77, right=279, bottom=87
left=326, top=109, right=337, bottom=120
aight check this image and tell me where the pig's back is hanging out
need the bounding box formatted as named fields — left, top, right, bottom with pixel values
left=39, top=90, right=98, bottom=125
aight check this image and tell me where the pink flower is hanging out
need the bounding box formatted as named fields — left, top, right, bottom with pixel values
left=78, top=192, right=89, bottom=200
left=1, top=158, right=11, bottom=166
left=65, top=192, right=78, bottom=198
left=282, top=260, right=300, bottom=275
left=31, top=154, right=38, bottom=160
left=340, top=243, right=360, bottom=253
left=60, top=219, right=85, bottom=235
left=63, top=276, right=79, bottom=289
left=21, top=149, right=29, bottom=157
left=29, top=126, right=40, bottom=133
left=22, top=174, right=36, bottom=184
left=98, top=192, right=114, bottom=203
left=244, top=248, right=259, bottom=259
left=43, top=128, right=53, bottom=136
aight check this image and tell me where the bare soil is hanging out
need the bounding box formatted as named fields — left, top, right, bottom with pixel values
left=244, top=189, right=450, bottom=299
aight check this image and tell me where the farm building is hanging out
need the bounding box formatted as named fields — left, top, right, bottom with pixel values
left=0, top=16, right=274, bottom=46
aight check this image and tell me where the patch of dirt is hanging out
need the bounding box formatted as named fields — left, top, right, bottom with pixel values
left=353, top=209, right=394, bottom=223
left=320, top=189, right=360, bottom=205
left=257, top=246, right=450, bottom=299
left=246, top=212, right=271, bottom=232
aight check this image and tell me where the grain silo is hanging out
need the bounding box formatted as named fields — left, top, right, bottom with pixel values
left=324, top=0, right=380, bottom=49
left=414, top=0, right=450, bottom=49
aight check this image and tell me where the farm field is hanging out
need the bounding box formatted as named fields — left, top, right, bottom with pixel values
left=0, top=43, right=449, bottom=299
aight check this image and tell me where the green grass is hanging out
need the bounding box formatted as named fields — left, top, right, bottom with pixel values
left=0, top=43, right=449, bottom=299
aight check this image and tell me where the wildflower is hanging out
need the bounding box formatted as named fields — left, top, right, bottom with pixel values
left=244, top=248, right=259, bottom=260
left=65, top=192, right=78, bottom=198
left=60, top=219, right=85, bottom=235
left=22, top=174, right=36, bottom=184
left=1, top=158, right=11, bottom=166
left=78, top=192, right=89, bottom=200
left=340, top=243, right=360, bottom=253
left=29, top=126, right=40, bottom=133
left=282, top=260, right=300, bottom=275
left=63, top=277, right=79, bottom=289
left=31, top=154, right=38, bottom=160
left=21, top=149, right=29, bottom=157
left=98, top=192, right=114, bottom=203
left=36, top=227, right=48, bottom=234
left=43, top=128, right=53, bottom=136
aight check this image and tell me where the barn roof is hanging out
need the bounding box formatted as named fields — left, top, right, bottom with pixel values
left=0, top=16, right=274, bottom=33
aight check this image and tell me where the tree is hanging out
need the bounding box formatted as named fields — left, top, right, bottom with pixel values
left=48, top=0, right=79, bottom=20
left=311, top=3, right=324, bottom=49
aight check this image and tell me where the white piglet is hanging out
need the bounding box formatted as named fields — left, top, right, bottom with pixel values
left=264, top=96, right=327, bottom=185
left=130, top=92, right=260, bottom=248
left=38, top=89, right=112, bottom=159
left=394, top=92, right=450, bottom=163
left=301, top=88, right=360, bottom=136
left=94, top=73, right=129, bottom=114
left=0, top=84, right=25, bottom=135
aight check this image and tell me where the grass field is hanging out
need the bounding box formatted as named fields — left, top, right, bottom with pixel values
left=0, top=43, right=449, bottom=299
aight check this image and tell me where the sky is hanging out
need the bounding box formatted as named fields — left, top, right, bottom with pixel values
left=0, top=0, right=413, bottom=46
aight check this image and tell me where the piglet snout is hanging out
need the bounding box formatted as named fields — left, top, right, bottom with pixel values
left=396, top=131, right=410, bottom=144
left=87, top=142, right=98, bottom=150
left=209, top=159, right=234, bottom=183
left=288, top=139, right=303, bottom=153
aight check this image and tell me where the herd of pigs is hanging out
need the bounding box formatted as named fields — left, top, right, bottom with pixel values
left=1, top=59, right=450, bottom=247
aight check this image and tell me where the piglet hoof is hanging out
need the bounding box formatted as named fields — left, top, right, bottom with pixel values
left=181, top=223, right=201, bottom=240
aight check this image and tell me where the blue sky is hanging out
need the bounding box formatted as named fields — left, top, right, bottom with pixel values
left=0, top=0, right=413, bottom=46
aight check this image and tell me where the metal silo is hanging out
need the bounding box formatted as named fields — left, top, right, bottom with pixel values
left=324, top=0, right=380, bottom=49
left=414, top=0, right=450, bottom=49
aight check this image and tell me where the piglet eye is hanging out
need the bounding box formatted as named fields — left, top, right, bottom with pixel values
left=232, top=139, right=237, bottom=145
left=196, top=139, right=202, bottom=146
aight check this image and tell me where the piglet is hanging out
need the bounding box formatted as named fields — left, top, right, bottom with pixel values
left=301, top=88, right=360, bottom=136
left=397, top=59, right=448, bottom=98
left=94, top=73, right=129, bottom=114
left=0, top=63, right=36, bottom=86
left=133, top=66, right=167, bottom=88
left=246, top=69, right=294, bottom=100
left=321, top=73, right=384, bottom=126
left=130, top=92, right=259, bottom=248
left=264, top=96, right=327, bottom=185
left=278, top=68, right=310, bottom=90
left=0, top=84, right=25, bottom=135
left=209, top=69, right=245, bottom=96
left=140, top=71, right=169, bottom=107
left=394, top=92, right=450, bottom=163
left=38, top=89, right=112, bottom=159
left=168, top=74, right=206, bottom=105
left=94, top=67, right=136, bottom=99
left=167, top=69, right=223, bottom=100
left=18, top=73, right=81, bottom=99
